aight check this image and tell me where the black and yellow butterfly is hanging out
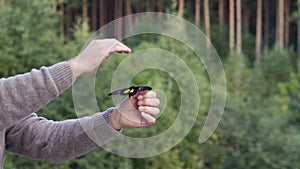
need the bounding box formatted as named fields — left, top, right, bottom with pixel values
left=108, top=86, right=152, bottom=99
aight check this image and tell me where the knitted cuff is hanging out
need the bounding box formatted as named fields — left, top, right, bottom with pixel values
left=103, top=107, right=113, bottom=125
left=47, top=62, right=74, bottom=94
left=81, top=108, right=122, bottom=147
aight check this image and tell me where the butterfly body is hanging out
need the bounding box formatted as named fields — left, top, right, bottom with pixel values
left=108, top=86, right=152, bottom=99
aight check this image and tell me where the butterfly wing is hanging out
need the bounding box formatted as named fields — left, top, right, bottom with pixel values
left=107, top=87, right=130, bottom=96
left=108, top=86, right=152, bottom=98
left=128, top=86, right=152, bottom=98
left=136, top=86, right=152, bottom=92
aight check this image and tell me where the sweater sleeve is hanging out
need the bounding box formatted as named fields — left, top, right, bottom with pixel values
left=0, top=62, right=73, bottom=126
left=5, top=109, right=121, bottom=163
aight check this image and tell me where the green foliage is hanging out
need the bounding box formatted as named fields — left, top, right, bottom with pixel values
left=242, top=32, right=256, bottom=66
left=0, top=0, right=62, bottom=76
left=206, top=48, right=300, bottom=169
left=210, top=24, right=229, bottom=60
left=2, top=0, right=300, bottom=169
left=290, top=2, right=300, bottom=22
left=260, top=47, right=294, bottom=84
left=274, top=69, right=300, bottom=126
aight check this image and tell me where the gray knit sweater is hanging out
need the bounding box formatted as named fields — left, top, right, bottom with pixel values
left=0, top=62, right=120, bottom=167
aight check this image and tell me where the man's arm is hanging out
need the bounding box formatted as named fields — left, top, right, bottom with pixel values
left=0, top=39, right=131, bottom=127
left=5, top=91, right=160, bottom=163
left=0, top=62, right=73, bottom=126
left=5, top=110, right=120, bottom=164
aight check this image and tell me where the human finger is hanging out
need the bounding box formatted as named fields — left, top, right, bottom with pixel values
left=137, top=91, right=157, bottom=100
left=141, top=112, right=156, bottom=124
left=138, top=98, right=160, bottom=107
left=138, top=106, right=160, bottom=117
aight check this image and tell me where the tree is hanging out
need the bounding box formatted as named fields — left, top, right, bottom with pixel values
left=82, top=0, right=88, bottom=23
left=2, top=0, right=300, bottom=168
left=256, top=0, right=262, bottom=64
left=157, top=1, right=164, bottom=13
left=178, top=0, right=184, bottom=18
left=243, top=1, right=250, bottom=33
left=298, top=0, right=300, bottom=60
left=147, top=0, right=155, bottom=11
left=285, top=0, right=290, bottom=48
left=204, top=0, right=211, bottom=49
left=125, top=0, right=133, bottom=33
left=99, top=0, right=107, bottom=27
left=229, top=0, right=235, bottom=55
left=66, top=0, right=72, bottom=40
left=195, top=0, right=201, bottom=27
left=92, top=0, right=98, bottom=31
left=264, top=0, right=270, bottom=49
left=236, top=0, right=242, bottom=55
left=59, top=1, right=65, bottom=36
left=277, top=0, right=284, bottom=48
left=218, top=0, right=224, bottom=31
left=114, top=0, right=123, bottom=38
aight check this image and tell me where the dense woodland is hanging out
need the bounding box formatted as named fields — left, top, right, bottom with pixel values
left=1, top=0, right=300, bottom=169
left=51, top=0, right=300, bottom=62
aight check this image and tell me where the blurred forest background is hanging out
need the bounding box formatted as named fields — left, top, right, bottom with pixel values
left=1, top=0, right=300, bottom=168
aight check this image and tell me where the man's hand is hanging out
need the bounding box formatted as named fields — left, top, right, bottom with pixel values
left=110, top=91, right=160, bottom=130
left=68, top=39, right=131, bottom=78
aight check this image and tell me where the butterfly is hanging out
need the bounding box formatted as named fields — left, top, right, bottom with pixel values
left=108, top=86, right=152, bottom=99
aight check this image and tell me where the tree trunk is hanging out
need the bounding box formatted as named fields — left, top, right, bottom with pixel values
left=229, top=0, right=235, bottom=55
left=277, top=0, right=284, bottom=48
left=178, top=0, right=185, bottom=18
left=218, top=0, right=224, bottom=31
left=298, top=0, right=300, bottom=60
left=236, top=0, right=242, bottom=55
left=158, top=2, right=164, bottom=13
left=82, top=0, right=88, bottom=23
left=151, top=0, right=156, bottom=12
left=255, top=0, right=262, bottom=65
left=263, top=0, right=270, bottom=49
left=243, top=1, right=250, bottom=33
left=284, top=0, right=290, bottom=48
left=99, top=0, right=107, bottom=27
left=125, top=0, right=133, bottom=33
left=114, top=0, right=123, bottom=38
left=92, top=0, right=98, bottom=31
left=195, top=0, right=200, bottom=27
left=204, top=0, right=210, bottom=49
left=59, top=2, right=65, bottom=36
left=275, top=0, right=279, bottom=43
left=66, top=0, right=71, bottom=40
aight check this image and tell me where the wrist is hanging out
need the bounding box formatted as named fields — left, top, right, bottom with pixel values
left=110, top=108, right=123, bottom=131
left=68, top=57, right=82, bottom=78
